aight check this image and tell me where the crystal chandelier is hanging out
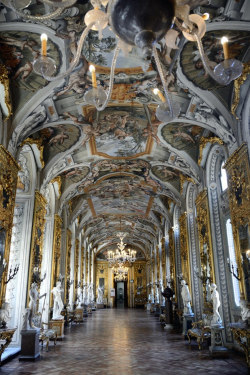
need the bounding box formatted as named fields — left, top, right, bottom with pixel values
left=7, top=0, right=243, bottom=122
left=107, top=233, right=136, bottom=266
left=112, top=264, right=129, bottom=281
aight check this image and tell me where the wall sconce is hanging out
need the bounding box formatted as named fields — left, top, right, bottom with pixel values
left=246, top=250, right=250, bottom=262
left=5, top=264, right=19, bottom=284
left=227, top=258, right=241, bottom=281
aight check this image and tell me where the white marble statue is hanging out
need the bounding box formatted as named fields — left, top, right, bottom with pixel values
left=83, top=285, right=88, bottom=305
left=88, top=284, right=93, bottom=304
left=211, top=283, right=222, bottom=326
left=51, top=281, right=64, bottom=320
left=239, top=299, right=250, bottom=322
left=22, top=308, right=31, bottom=330
left=155, top=285, right=159, bottom=304
left=181, top=280, right=193, bottom=315
left=97, top=286, right=104, bottom=304
left=28, top=282, right=46, bottom=328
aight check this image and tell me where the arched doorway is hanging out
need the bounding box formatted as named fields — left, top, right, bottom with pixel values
left=115, top=280, right=128, bottom=308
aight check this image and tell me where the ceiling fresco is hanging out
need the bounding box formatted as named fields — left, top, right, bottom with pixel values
left=28, top=124, right=81, bottom=164
left=2, top=0, right=249, bottom=255
left=161, top=122, right=213, bottom=161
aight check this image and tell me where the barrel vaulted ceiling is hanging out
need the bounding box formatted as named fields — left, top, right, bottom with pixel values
left=1, top=0, right=249, bottom=257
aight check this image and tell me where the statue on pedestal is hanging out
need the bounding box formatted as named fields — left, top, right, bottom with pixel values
left=181, top=280, right=193, bottom=315
left=51, top=281, right=64, bottom=320
left=97, top=286, right=104, bottom=304
left=211, top=283, right=222, bottom=326
left=28, top=282, right=46, bottom=329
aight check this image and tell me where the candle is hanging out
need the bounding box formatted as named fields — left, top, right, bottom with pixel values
left=41, top=33, right=48, bottom=57
left=227, top=257, right=230, bottom=264
left=89, top=64, right=97, bottom=88
left=153, top=88, right=166, bottom=103
left=221, top=36, right=229, bottom=60
left=202, top=13, right=209, bottom=20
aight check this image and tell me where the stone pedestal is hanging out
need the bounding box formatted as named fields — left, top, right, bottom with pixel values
left=49, top=319, right=64, bottom=339
left=165, top=299, right=173, bottom=324
left=97, top=303, right=104, bottom=309
left=154, top=304, right=161, bottom=317
left=182, top=313, right=194, bottom=338
left=74, top=308, right=84, bottom=323
left=19, top=329, right=40, bottom=361
left=209, top=325, right=228, bottom=356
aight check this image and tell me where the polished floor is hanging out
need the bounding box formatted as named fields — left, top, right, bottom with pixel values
left=1, top=309, right=248, bottom=375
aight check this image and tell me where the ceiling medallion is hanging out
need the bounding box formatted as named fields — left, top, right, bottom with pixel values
left=7, top=0, right=243, bottom=121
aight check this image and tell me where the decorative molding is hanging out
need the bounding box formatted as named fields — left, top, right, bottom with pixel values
left=231, top=63, right=250, bottom=119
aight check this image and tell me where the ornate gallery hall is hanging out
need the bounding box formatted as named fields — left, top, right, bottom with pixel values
left=0, top=0, right=249, bottom=373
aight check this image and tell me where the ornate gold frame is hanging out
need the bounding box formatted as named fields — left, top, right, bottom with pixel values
left=0, top=65, right=12, bottom=120
left=161, top=237, right=166, bottom=287
left=195, top=189, right=215, bottom=298
left=27, top=191, right=47, bottom=306
left=95, top=260, right=108, bottom=299
left=50, top=214, right=62, bottom=307
left=168, top=227, right=177, bottom=300
left=0, top=146, right=19, bottom=306
left=64, top=229, right=72, bottom=304
left=224, top=143, right=250, bottom=299
left=74, top=238, right=79, bottom=302
left=179, top=212, right=191, bottom=292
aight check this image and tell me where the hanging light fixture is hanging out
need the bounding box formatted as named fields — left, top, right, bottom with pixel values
left=7, top=0, right=243, bottom=119
left=107, top=232, right=136, bottom=266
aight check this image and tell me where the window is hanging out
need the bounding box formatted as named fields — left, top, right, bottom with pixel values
left=220, top=161, right=228, bottom=191
left=226, top=219, right=240, bottom=306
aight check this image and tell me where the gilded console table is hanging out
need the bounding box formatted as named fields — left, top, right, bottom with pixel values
left=231, top=327, right=250, bottom=367
left=0, top=328, right=16, bottom=364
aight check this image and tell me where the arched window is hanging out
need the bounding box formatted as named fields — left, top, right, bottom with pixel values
left=220, top=161, right=228, bottom=191
left=226, top=219, right=240, bottom=306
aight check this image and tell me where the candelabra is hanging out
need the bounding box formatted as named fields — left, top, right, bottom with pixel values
left=227, top=258, right=241, bottom=281
left=5, top=264, right=19, bottom=284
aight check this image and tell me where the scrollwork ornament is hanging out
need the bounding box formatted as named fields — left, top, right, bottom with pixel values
left=198, top=137, right=224, bottom=166
left=231, top=63, right=250, bottom=119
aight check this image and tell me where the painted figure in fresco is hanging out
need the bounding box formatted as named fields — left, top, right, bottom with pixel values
left=173, top=129, right=195, bottom=143
left=51, top=281, right=64, bottom=320
left=181, top=280, right=193, bottom=315
left=48, top=130, right=69, bottom=146
left=63, top=111, right=101, bottom=146
left=56, top=58, right=90, bottom=97
left=210, top=283, right=222, bottom=326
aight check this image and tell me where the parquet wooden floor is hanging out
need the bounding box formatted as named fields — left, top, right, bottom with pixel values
left=1, top=309, right=247, bottom=375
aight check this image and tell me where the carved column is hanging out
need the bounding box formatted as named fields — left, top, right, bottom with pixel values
left=161, top=237, right=166, bottom=288
left=0, top=146, right=19, bottom=306
left=64, top=229, right=72, bottom=304
left=186, top=184, right=202, bottom=320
